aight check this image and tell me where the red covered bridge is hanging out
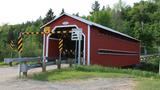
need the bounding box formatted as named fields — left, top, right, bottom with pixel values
left=40, top=13, right=140, bottom=67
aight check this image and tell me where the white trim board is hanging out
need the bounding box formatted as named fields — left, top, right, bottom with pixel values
left=87, top=25, right=90, bottom=65
left=42, top=34, right=45, bottom=61
left=82, top=33, right=86, bottom=65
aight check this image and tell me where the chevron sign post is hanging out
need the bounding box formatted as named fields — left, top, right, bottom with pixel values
left=57, top=39, right=63, bottom=69
left=71, top=28, right=82, bottom=65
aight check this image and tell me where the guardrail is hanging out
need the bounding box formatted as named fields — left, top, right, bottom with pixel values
left=4, top=57, right=74, bottom=77
left=4, top=57, right=42, bottom=64
left=140, top=54, right=160, bottom=75
left=140, top=54, right=160, bottom=61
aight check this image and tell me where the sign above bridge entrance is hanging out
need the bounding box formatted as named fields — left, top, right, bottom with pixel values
left=71, top=28, right=82, bottom=41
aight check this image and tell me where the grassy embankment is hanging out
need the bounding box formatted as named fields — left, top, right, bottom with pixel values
left=30, top=65, right=160, bottom=90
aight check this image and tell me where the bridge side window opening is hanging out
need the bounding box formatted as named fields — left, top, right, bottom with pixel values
left=97, top=49, right=138, bottom=56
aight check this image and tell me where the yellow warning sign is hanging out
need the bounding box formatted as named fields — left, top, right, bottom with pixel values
left=18, top=34, right=23, bottom=53
left=59, top=39, right=63, bottom=52
left=44, top=27, right=51, bottom=34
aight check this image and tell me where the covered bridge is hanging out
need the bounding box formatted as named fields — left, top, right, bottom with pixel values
left=40, top=13, right=140, bottom=67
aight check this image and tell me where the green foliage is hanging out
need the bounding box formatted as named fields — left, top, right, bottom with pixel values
left=75, top=65, right=159, bottom=78
left=90, top=1, right=100, bottom=14
left=0, top=61, right=7, bottom=66
left=127, top=1, right=160, bottom=50
left=0, top=18, right=43, bottom=61
left=137, top=55, right=160, bottom=72
left=43, top=8, right=55, bottom=24
left=89, top=7, right=112, bottom=27
left=87, top=0, right=160, bottom=54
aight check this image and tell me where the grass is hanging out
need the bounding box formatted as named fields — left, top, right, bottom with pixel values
left=0, top=61, right=20, bottom=67
left=0, top=61, right=7, bottom=66
left=30, top=65, right=160, bottom=80
left=135, top=78, right=160, bottom=90
left=31, top=69, right=130, bottom=81
left=30, top=65, right=160, bottom=90
left=75, top=65, right=160, bottom=78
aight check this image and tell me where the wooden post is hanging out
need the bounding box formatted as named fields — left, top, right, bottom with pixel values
left=23, top=62, right=27, bottom=77
left=42, top=64, right=46, bottom=72
left=42, top=57, right=46, bottom=72
left=57, top=52, right=61, bottom=69
left=18, top=33, right=23, bottom=77
left=58, top=39, right=63, bottom=69
left=10, top=52, right=13, bottom=66
left=9, top=62, right=13, bottom=67
left=68, top=58, right=72, bottom=67
left=19, top=64, right=21, bottom=78
left=159, top=61, right=160, bottom=75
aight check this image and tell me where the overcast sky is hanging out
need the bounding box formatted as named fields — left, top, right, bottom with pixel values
left=0, top=0, right=142, bottom=25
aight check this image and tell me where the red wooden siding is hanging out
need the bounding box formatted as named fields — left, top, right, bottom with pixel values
left=90, top=26, right=140, bottom=67
left=48, top=39, right=59, bottom=58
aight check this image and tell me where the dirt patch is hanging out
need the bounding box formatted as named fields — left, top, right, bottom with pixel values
left=0, top=65, right=135, bottom=90
left=0, top=78, right=134, bottom=90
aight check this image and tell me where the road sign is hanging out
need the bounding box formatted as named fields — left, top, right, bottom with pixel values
left=71, top=28, right=83, bottom=65
left=44, top=27, right=51, bottom=34
left=71, top=28, right=82, bottom=41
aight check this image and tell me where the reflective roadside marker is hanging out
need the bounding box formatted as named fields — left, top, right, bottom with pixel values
left=18, top=34, right=23, bottom=53
left=59, top=39, right=63, bottom=52
left=10, top=40, right=15, bottom=49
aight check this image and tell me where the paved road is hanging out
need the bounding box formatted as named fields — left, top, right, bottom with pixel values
left=0, top=65, right=134, bottom=90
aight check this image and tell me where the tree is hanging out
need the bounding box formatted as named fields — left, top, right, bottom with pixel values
left=43, top=8, right=56, bottom=24
left=113, top=0, right=126, bottom=12
left=73, top=12, right=79, bottom=17
left=111, top=0, right=127, bottom=32
left=60, top=8, right=65, bottom=15
left=88, top=5, right=112, bottom=27
left=90, top=1, right=100, bottom=14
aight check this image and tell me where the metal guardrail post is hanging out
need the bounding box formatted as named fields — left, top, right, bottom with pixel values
left=56, top=59, right=61, bottom=69
left=19, top=63, right=28, bottom=77
left=159, top=61, right=160, bottom=75
left=42, top=57, right=46, bottom=72
left=68, top=58, right=72, bottom=67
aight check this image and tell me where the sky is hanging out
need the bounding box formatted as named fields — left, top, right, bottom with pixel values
left=0, top=0, right=142, bottom=25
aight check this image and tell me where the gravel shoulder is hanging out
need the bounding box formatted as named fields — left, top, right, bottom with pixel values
left=0, top=65, right=135, bottom=90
